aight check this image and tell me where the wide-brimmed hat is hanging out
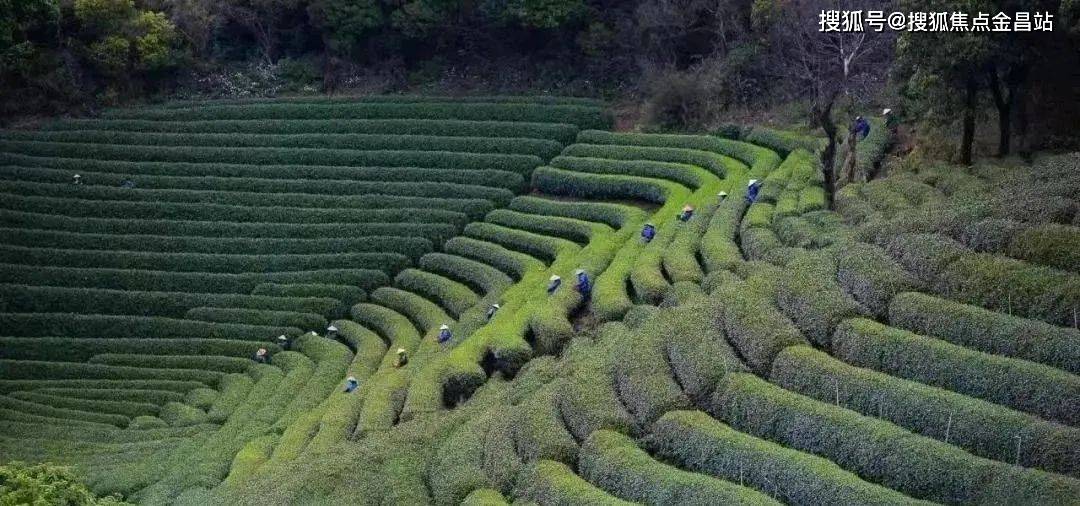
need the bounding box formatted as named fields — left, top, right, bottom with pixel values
left=440, top=324, right=449, bottom=330
left=549, top=274, right=561, bottom=281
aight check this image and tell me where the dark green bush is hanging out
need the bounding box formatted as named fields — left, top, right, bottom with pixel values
left=574, top=130, right=779, bottom=177
left=742, top=127, right=823, bottom=157
left=773, top=251, right=864, bottom=347
left=773, top=345, right=1080, bottom=476
left=9, top=391, right=159, bottom=419
left=0, top=284, right=341, bottom=320
left=87, top=354, right=253, bottom=374
left=552, top=155, right=704, bottom=189
left=514, top=460, right=633, bottom=506
left=0, top=394, right=129, bottom=427
left=185, top=307, right=329, bottom=331
left=710, top=276, right=806, bottom=375
left=394, top=269, right=479, bottom=319
left=0, top=337, right=271, bottom=362
left=0, top=313, right=300, bottom=341
left=532, top=166, right=672, bottom=205
left=4, top=130, right=564, bottom=159
left=508, top=196, right=639, bottom=229
left=888, top=291, right=1080, bottom=375
left=103, top=102, right=610, bottom=130
left=647, top=410, right=925, bottom=505
left=835, top=242, right=916, bottom=318
left=419, top=253, right=513, bottom=297
left=833, top=318, right=1080, bottom=426
left=0, top=245, right=409, bottom=275
left=579, top=429, right=780, bottom=505
left=485, top=209, right=599, bottom=245
left=251, top=283, right=366, bottom=306
left=465, top=222, right=574, bottom=264
left=0, top=210, right=458, bottom=244
left=0, top=140, right=544, bottom=176
left=938, top=253, right=1080, bottom=327
left=443, top=237, right=545, bottom=281
left=0, top=153, right=526, bottom=191
left=712, top=373, right=1080, bottom=505
left=45, top=117, right=580, bottom=143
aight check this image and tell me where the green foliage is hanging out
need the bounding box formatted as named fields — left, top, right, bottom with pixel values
left=889, top=291, right=1080, bottom=375
left=773, top=345, right=1080, bottom=477
left=833, top=318, right=1080, bottom=426
left=580, top=430, right=781, bottom=505
left=713, top=373, right=1080, bottom=505
left=648, top=410, right=927, bottom=505
left=0, top=461, right=129, bottom=505
left=514, top=460, right=633, bottom=506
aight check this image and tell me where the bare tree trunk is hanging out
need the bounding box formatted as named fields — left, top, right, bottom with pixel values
left=1015, top=82, right=1031, bottom=159
left=987, top=68, right=1011, bottom=157
left=816, top=93, right=839, bottom=208
left=841, top=131, right=858, bottom=185
left=959, top=76, right=977, bottom=166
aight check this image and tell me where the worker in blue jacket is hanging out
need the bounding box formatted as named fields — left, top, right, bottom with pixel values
left=438, top=324, right=452, bottom=345
left=641, top=223, right=656, bottom=243
left=745, top=179, right=763, bottom=203
left=575, top=269, right=592, bottom=300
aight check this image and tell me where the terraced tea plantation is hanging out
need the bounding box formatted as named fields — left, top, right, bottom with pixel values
left=1, top=96, right=1077, bottom=506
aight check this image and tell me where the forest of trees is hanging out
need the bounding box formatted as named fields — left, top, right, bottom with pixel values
left=3, top=0, right=1079, bottom=162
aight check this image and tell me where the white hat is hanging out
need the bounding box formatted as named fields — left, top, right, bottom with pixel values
left=73, top=174, right=81, bottom=178
left=439, top=324, right=449, bottom=330
left=309, top=330, right=318, bottom=336
left=397, top=348, right=406, bottom=354
left=327, top=325, right=338, bottom=332
left=346, top=376, right=356, bottom=382
left=574, top=269, right=585, bottom=275
left=277, top=334, right=287, bottom=340
left=718, top=191, right=728, bottom=197
left=550, top=274, right=561, bottom=281
left=747, top=179, right=759, bottom=187
left=492, top=303, right=500, bottom=308
left=882, top=108, right=892, bottom=115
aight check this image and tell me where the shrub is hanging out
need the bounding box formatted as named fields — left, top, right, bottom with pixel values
left=612, top=315, right=691, bottom=428
left=0, top=395, right=128, bottom=427
left=0, top=245, right=410, bottom=275
left=103, top=102, right=610, bottom=130
left=510, top=386, right=579, bottom=465
left=0, top=140, right=546, bottom=176
left=485, top=209, right=600, bottom=245
left=394, top=269, right=479, bottom=320
left=712, top=373, right=1080, bottom=505
left=465, top=222, right=575, bottom=265
left=858, top=180, right=915, bottom=217
left=0, top=461, right=130, bottom=505
left=646, top=410, right=927, bottom=505
left=9, top=391, right=159, bottom=418
left=773, top=251, right=864, bottom=347
left=514, top=460, right=633, bottom=506
left=700, top=198, right=746, bottom=273
left=554, top=326, right=639, bottom=441
left=32, top=388, right=184, bottom=405
left=0, top=313, right=300, bottom=341
left=0, top=360, right=223, bottom=385
left=444, top=237, right=545, bottom=281
left=87, top=354, right=253, bottom=374
left=370, top=287, right=451, bottom=335
left=185, top=307, right=328, bottom=331
left=532, top=166, right=672, bottom=205
left=797, top=186, right=826, bottom=214
left=649, top=296, right=746, bottom=404
left=0, top=210, right=458, bottom=245
left=884, top=233, right=968, bottom=284
left=349, top=303, right=423, bottom=354
left=835, top=242, right=916, bottom=318
left=7, top=129, right=564, bottom=159
left=0, top=284, right=341, bottom=320
left=0, top=337, right=271, bottom=362
left=158, top=402, right=208, bottom=427
left=888, top=292, right=1080, bottom=375
left=742, top=127, right=824, bottom=157
left=573, top=130, right=780, bottom=177
left=508, top=196, right=641, bottom=229
left=0, top=153, right=527, bottom=192
left=461, top=488, right=507, bottom=506
left=960, top=219, right=1026, bottom=253
left=560, top=143, right=734, bottom=181
left=833, top=318, right=1080, bottom=426
left=251, top=283, right=366, bottom=306
left=184, top=388, right=218, bottom=410
left=938, top=252, right=1080, bottom=327
left=773, top=345, right=1080, bottom=476
left=419, top=253, right=513, bottom=297
left=46, top=117, right=581, bottom=143
left=580, top=430, right=780, bottom=505
left=552, top=156, right=704, bottom=189
left=710, top=276, right=806, bottom=375
left=0, top=379, right=205, bottom=395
